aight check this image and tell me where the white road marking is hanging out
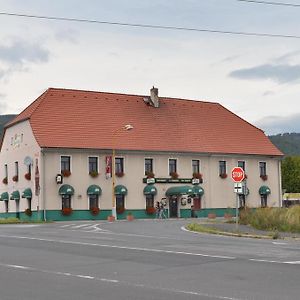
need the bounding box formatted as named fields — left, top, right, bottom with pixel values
left=284, top=261, right=300, bottom=264
left=272, top=242, right=287, bottom=245
left=60, top=224, right=76, bottom=228
left=72, top=224, right=92, bottom=229
left=0, top=261, right=243, bottom=299
left=0, top=234, right=235, bottom=260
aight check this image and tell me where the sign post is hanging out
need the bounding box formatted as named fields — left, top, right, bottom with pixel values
left=231, top=167, right=245, bottom=231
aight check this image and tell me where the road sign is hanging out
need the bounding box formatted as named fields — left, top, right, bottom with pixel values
left=234, top=183, right=243, bottom=194
left=231, top=167, right=245, bottom=183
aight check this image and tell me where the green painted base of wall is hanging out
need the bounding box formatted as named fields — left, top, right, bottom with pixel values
left=0, top=208, right=237, bottom=221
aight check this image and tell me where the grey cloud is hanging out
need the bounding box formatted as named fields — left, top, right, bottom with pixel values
left=262, top=90, right=275, bottom=97
left=229, top=64, right=300, bottom=84
left=55, top=28, right=78, bottom=43
left=255, top=114, right=300, bottom=135
left=0, top=39, right=49, bottom=66
left=273, top=50, right=300, bottom=63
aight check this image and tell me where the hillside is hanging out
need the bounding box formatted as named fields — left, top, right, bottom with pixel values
left=0, top=114, right=17, bottom=139
left=269, top=133, right=300, bottom=156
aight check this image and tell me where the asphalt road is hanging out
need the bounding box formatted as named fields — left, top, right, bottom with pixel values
left=0, top=219, right=299, bottom=300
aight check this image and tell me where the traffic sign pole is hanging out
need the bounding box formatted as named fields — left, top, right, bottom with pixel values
left=231, top=167, right=245, bottom=232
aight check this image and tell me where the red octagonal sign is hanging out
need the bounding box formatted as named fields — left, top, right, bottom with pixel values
left=231, top=167, right=245, bottom=183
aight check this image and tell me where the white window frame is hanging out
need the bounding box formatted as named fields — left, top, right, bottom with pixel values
left=88, top=156, right=99, bottom=173
left=60, top=155, right=72, bottom=173
left=168, top=158, right=178, bottom=175
left=144, top=157, right=154, bottom=175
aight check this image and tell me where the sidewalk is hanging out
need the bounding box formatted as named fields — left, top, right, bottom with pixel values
left=195, top=218, right=300, bottom=239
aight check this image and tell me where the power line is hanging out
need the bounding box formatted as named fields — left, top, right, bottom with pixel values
left=234, top=0, right=300, bottom=7
left=1, top=11, right=300, bottom=39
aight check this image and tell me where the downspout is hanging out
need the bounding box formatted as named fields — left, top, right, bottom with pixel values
left=42, top=149, right=47, bottom=221
left=278, top=159, right=282, bottom=208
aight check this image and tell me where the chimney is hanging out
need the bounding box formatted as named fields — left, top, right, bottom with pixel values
left=150, top=86, right=159, bottom=108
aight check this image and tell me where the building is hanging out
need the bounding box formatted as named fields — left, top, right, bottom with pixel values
left=0, top=87, right=283, bottom=221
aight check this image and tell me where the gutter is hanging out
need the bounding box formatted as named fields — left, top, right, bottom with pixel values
left=41, top=149, right=46, bottom=221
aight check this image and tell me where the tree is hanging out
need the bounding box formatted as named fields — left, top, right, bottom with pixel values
left=282, top=156, right=300, bottom=192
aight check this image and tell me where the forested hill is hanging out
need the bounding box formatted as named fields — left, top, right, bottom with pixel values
left=269, top=133, right=300, bottom=156
left=0, top=115, right=17, bottom=139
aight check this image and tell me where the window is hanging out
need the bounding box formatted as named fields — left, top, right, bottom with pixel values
left=219, top=161, right=226, bottom=176
left=62, top=195, right=71, bottom=209
left=238, top=161, right=245, bottom=171
left=259, top=162, right=267, bottom=176
left=4, top=164, right=8, bottom=178
left=61, top=156, right=71, bottom=172
left=116, top=194, right=125, bottom=213
left=261, top=195, right=267, bottom=208
left=89, top=194, right=99, bottom=209
left=169, top=159, right=177, bottom=175
left=27, top=198, right=32, bottom=211
left=192, top=160, right=200, bottom=174
left=89, top=157, right=98, bottom=173
left=15, top=161, right=19, bottom=176
left=146, top=194, right=154, bottom=208
left=115, top=157, right=124, bottom=174
left=144, top=158, right=153, bottom=175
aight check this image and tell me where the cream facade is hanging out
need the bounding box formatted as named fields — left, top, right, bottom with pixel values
left=0, top=118, right=282, bottom=221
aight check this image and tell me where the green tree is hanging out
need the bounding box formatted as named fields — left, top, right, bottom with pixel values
left=282, top=156, right=300, bottom=192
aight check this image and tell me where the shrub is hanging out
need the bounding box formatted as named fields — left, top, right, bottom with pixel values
left=62, top=207, right=73, bottom=216
left=24, top=208, right=32, bottom=216
left=146, top=206, right=156, bottom=214
left=24, top=173, right=31, bottom=180
left=89, top=171, right=99, bottom=178
left=260, top=174, right=268, bottom=181
left=192, top=172, right=203, bottom=179
left=145, top=171, right=155, bottom=178
left=2, top=177, right=8, bottom=184
left=90, top=207, right=100, bottom=215
left=115, top=172, right=124, bottom=177
left=61, top=170, right=71, bottom=177
left=12, top=175, right=18, bottom=182
left=170, top=171, right=179, bottom=179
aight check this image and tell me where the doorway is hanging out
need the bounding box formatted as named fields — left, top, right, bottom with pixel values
left=16, top=199, right=20, bottom=219
left=169, top=197, right=178, bottom=218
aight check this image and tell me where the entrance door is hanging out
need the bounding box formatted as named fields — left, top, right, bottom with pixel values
left=169, top=197, right=178, bottom=218
left=193, top=197, right=201, bottom=210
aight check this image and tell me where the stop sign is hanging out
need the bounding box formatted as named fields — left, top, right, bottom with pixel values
left=231, top=167, right=245, bottom=183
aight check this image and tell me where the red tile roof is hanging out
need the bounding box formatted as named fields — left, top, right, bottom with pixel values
left=6, top=88, right=282, bottom=156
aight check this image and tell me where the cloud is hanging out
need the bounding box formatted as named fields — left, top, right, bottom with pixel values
left=262, top=90, right=275, bottom=97
left=273, top=50, right=300, bottom=63
left=54, top=28, right=78, bottom=44
left=0, top=38, right=49, bottom=66
left=255, top=114, right=300, bottom=135
left=0, top=93, right=7, bottom=113
left=229, top=64, right=300, bottom=84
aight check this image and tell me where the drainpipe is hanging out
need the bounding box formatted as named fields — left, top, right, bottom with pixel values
left=42, top=149, right=46, bottom=221
left=278, top=159, right=282, bottom=208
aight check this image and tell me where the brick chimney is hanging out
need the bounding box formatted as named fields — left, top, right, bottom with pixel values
left=150, top=86, right=159, bottom=108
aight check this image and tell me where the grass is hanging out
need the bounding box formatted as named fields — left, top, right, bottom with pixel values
left=187, top=223, right=221, bottom=234
left=0, top=218, right=48, bottom=224
left=239, top=206, right=300, bottom=233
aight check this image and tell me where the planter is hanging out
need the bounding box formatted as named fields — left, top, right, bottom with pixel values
left=24, top=173, right=31, bottom=180
left=115, top=172, right=124, bottom=177
left=126, top=214, right=134, bottom=221
left=192, top=172, right=203, bottom=180
left=170, top=172, right=179, bottom=179
left=24, top=208, right=32, bottom=216
left=260, top=175, right=268, bottom=181
left=107, top=215, right=115, bottom=222
left=12, top=175, right=19, bottom=182
left=62, top=170, right=71, bottom=177
left=62, top=208, right=73, bottom=216
left=89, top=171, right=99, bottom=178
left=224, top=213, right=233, bottom=219
left=146, top=207, right=156, bottom=215
left=208, top=213, right=216, bottom=219
left=2, top=177, right=7, bottom=184
left=145, top=171, right=155, bottom=178
left=90, top=207, right=100, bottom=215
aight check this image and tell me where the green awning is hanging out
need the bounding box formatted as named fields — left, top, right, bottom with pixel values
left=87, top=185, right=102, bottom=195
left=10, top=191, right=20, bottom=200
left=259, top=186, right=271, bottom=195
left=114, top=185, right=127, bottom=195
left=166, top=186, right=193, bottom=196
left=192, top=186, right=204, bottom=196
left=0, top=192, right=9, bottom=201
left=22, top=188, right=32, bottom=199
left=143, top=185, right=157, bottom=195
left=59, top=184, right=74, bottom=195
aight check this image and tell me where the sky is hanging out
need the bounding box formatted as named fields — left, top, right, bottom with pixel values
left=0, top=0, right=300, bottom=135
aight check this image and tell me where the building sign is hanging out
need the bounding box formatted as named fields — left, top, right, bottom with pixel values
left=143, top=178, right=199, bottom=184
left=105, top=156, right=112, bottom=179
left=56, top=174, right=63, bottom=184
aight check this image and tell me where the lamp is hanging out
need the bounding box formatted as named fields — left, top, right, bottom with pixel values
left=111, top=124, right=134, bottom=220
